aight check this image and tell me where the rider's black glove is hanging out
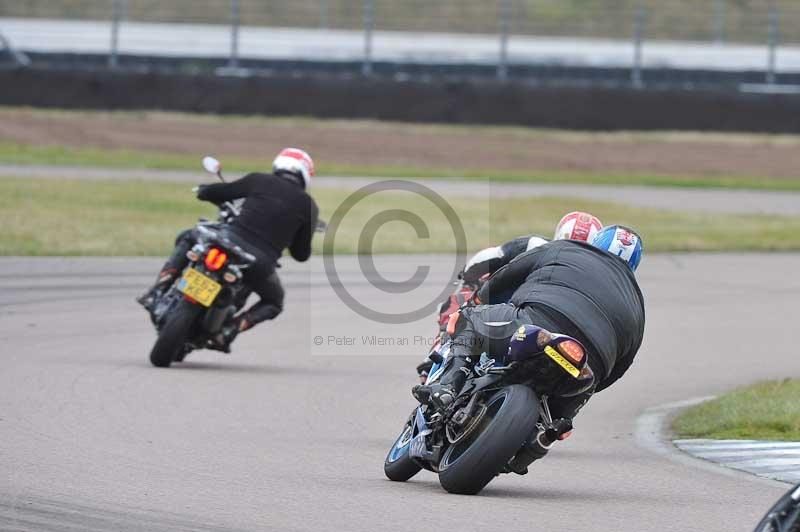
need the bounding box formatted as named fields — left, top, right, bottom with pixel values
left=416, top=359, right=434, bottom=377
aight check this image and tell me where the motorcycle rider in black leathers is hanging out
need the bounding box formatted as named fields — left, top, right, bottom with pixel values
left=414, top=227, right=645, bottom=472
left=137, top=148, right=319, bottom=350
left=419, top=211, right=604, bottom=379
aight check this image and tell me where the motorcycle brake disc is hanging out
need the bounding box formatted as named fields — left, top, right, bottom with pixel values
left=446, top=402, right=488, bottom=445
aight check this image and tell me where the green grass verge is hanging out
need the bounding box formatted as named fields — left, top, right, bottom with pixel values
left=673, top=380, right=800, bottom=441
left=2, top=142, right=799, bottom=191
left=4, top=176, right=800, bottom=256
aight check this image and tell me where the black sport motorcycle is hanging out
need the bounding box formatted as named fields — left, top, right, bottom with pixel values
left=147, top=156, right=259, bottom=367
left=147, top=222, right=259, bottom=367
left=145, top=156, right=327, bottom=368
left=385, top=331, right=594, bottom=495
left=754, top=483, right=800, bottom=532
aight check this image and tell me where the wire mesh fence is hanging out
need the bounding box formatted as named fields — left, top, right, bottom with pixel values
left=0, top=1, right=797, bottom=84
left=2, top=0, right=797, bottom=43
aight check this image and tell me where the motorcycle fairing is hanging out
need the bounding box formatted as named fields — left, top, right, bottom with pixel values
left=425, top=341, right=452, bottom=385
left=409, top=407, right=434, bottom=461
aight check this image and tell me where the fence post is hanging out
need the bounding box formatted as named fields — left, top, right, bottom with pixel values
left=498, top=0, right=511, bottom=80
left=766, top=2, right=779, bottom=85
left=109, top=0, right=123, bottom=69
left=320, top=0, right=329, bottom=29
left=229, top=0, right=241, bottom=69
left=631, top=5, right=645, bottom=89
left=0, top=32, right=31, bottom=67
left=362, top=0, right=374, bottom=76
left=713, top=0, right=725, bottom=44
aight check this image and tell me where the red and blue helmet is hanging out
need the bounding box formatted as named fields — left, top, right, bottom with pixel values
left=591, top=225, right=643, bottom=272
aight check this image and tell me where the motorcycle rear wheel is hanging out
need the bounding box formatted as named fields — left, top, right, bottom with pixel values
left=149, top=300, right=202, bottom=368
left=437, top=384, right=539, bottom=495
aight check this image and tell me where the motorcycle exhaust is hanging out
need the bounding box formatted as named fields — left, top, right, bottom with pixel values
left=203, top=300, right=237, bottom=334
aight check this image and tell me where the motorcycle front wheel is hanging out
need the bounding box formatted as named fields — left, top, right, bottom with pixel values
left=437, top=384, right=539, bottom=495
left=753, top=483, right=800, bottom=532
left=384, top=419, right=423, bottom=482
left=149, top=299, right=202, bottom=368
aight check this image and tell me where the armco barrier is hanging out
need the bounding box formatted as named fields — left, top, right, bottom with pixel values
left=2, top=68, right=800, bottom=132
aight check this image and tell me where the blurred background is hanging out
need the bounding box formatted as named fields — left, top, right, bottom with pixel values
left=2, top=1, right=800, bottom=259
left=1, top=0, right=798, bottom=88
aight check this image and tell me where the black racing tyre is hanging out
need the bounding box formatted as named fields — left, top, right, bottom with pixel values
left=754, top=483, right=800, bottom=532
left=438, top=384, right=539, bottom=495
left=149, top=300, right=202, bottom=368
left=384, top=421, right=423, bottom=482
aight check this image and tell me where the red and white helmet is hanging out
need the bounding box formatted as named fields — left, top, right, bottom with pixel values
left=273, top=147, right=315, bottom=188
left=553, top=211, right=603, bottom=242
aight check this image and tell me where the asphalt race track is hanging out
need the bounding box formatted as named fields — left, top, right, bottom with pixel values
left=1, top=254, right=797, bottom=532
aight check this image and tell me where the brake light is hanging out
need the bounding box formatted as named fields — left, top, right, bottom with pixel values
left=557, top=340, right=585, bottom=365
left=204, top=248, right=228, bottom=271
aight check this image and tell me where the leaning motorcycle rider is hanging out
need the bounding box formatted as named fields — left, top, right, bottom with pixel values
left=137, top=147, right=319, bottom=350
left=418, top=211, right=603, bottom=380
left=413, top=225, right=645, bottom=473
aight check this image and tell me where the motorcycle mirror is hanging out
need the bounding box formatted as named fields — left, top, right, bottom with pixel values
left=202, top=156, right=224, bottom=181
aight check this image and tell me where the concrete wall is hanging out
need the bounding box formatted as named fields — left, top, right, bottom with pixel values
left=3, top=68, right=800, bottom=132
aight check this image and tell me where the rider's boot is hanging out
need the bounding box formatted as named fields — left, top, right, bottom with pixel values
left=412, top=356, right=471, bottom=410
left=210, top=314, right=254, bottom=353
left=210, top=325, right=237, bottom=354
left=138, top=236, right=193, bottom=311
left=210, top=299, right=282, bottom=351
left=136, top=268, right=178, bottom=312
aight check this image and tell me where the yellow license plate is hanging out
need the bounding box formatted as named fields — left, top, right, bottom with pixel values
left=177, top=268, right=222, bottom=307
left=544, top=345, right=580, bottom=378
